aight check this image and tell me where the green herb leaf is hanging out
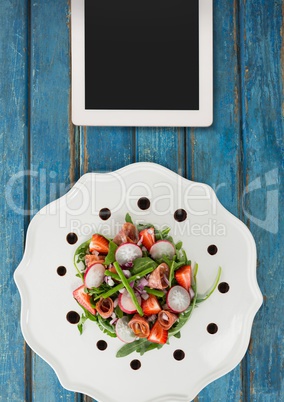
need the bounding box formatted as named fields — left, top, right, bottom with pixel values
left=155, top=227, right=171, bottom=240
left=132, top=257, right=157, bottom=275
left=137, top=223, right=153, bottom=232
left=115, top=305, right=123, bottom=318
left=175, top=241, right=183, bottom=250
left=125, top=213, right=133, bottom=224
left=97, top=315, right=117, bottom=338
left=104, top=241, right=118, bottom=265
left=73, top=238, right=91, bottom=279
left=77, top=313, right=88, bottom=334
left=116, top=339, right=148, bottom=358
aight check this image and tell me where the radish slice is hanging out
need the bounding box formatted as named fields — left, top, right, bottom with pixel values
left=84, top=263, right=105, bottom=289
left=115, top=243, right=142, bottom=266
left=150, top=240, right=175, bottom=260
left=115, top=316, right=136, bottom=343
left=167, top=285, right=191, bottom=313
left=118, top=291, right=141, bottom=314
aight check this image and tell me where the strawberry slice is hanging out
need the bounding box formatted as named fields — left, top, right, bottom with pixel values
left=89, top=234, right=109, bottom=254
left=73, top=285, right=96, bottom=315
left=139, top=228, right=155, bottom=251
left=141, top=294, right=162, bottom=316
left=148, top=321, right=168, bottom=344
left=175, top=265, right=192, bottom=291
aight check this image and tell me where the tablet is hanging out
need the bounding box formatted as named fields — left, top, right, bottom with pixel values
left=71, top=0, right=213, bottom=127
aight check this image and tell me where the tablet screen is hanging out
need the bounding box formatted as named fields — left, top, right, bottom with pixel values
left=85, top=0, right=199, bottom=111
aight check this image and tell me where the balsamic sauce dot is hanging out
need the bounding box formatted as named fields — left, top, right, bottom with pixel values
left=99, top=208, right=111, bottom=221
left=130, top=359, right=141, bottom=370
left=174, top=209, right=187, bottom=222
left=137, top=197, right=150, bottom=210
left=57, top=266, right=67, bottom=276
left=218, top=282, right=230, bottom=294
left=66, top=311, right=80, bottom=324
left=207, top=323, right=218, bottom=334
left=96, top=340, right=108, bottom=351
left=66, top=232, right=78, bottom=245
left=173, top=349, right=185, bottom=361
left=207, top=244, right=218, bottom=255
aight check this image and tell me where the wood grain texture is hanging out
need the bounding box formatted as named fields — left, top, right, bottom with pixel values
left=240, top=1, right=284, bottom=401
left=0, top=1, right=29, bottom=401
left=29, top=0, right=78, bottom=400
left=186, top=1, right=243, bottom=400
left=83, top=127, right=135, bottom=174
left=136, top=128, right=186, bottom=176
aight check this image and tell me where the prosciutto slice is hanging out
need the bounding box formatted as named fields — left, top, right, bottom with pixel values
left=96, top=297, right=114, bottom=318
left=148, top=263, right=169, bottom=290
left=158, top=310, right=178, bottom=330
left=113, top=223, right=139, bottom=245
left=85, top=254, right=105, bottom=267
left=128, top=314, right=150, bottom=338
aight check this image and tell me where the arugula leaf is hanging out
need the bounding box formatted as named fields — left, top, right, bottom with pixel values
left=97, top=315, right=117, bottom=338
left=175, top=241, right=183, bottom=251
left=76, top=305, right=97, bottom=334
left=87, top=283, right=110, bottom=297
left=168, top=304, right=196, bottom=338
left=116, top=338, right=165, bottom=358
left=196, top=266, right=222, bottom=303
left=140, top=342, right=163, bottom=354
left=115, top=305, right=123, bottom=318
left=155, top=227, right=171, bottom=240
left=125, top=213, right=133, bottom=224
left=77, top=313, right=88, bottom=334
left=132, top=257, right=157, bottom=275
left=73, top=238, right=91, bottom=279
left=116, top=339, right=148, bottom=358
left=104, top=240, right=118, bottom=265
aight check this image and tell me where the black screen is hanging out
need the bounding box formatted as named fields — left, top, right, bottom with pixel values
left=85, top=0, right=199, bottom=110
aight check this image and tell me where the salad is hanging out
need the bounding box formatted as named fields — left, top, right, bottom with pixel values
left=72, top=214, right=221, bottom=357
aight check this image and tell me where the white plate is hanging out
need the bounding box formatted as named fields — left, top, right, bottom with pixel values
left=14, top=162, right=262, bottom=402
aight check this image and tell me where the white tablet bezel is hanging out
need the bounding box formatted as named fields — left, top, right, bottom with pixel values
left=71, top=0, right=213, bottom=127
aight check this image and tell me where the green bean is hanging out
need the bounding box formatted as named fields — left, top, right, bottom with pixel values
left=99, top=266, right=155, bottom=300
left=104, top=270, right=120, bottom=281
left=144, top=287, right=165, bottom=298
left=168, top=257, right=176, bottom=286
left=114, top=262, right=143, bottom=316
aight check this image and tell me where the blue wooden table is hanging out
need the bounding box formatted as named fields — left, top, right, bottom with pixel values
left=0, top=1, right=283, bottom=401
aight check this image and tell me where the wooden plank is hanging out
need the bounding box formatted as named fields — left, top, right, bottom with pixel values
left=82, top=127, right=135, bottom=174
left=29, top=1, right=78, bottom=400
left=240, top=0, right=284, bottom=401
left=136, top=128, right=186, bottom=175
left=188, top=1, right=243, bottom=400
left=0, top=2, right=29, bottom=401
